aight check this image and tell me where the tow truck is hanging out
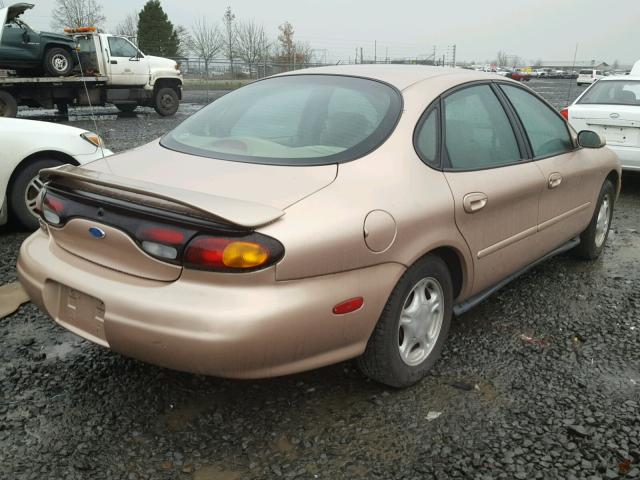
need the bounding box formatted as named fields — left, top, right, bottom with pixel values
left=0, top=4, right=183, bottom=117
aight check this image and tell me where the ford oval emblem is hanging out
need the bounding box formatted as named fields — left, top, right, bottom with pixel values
left=610, top=112, right=620, bottom=119
left=88, top=227, right=106, bottom=239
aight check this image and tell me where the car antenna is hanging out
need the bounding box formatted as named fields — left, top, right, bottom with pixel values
left=566, top=43, right=578, bottom=108
left=73, top=45, right=108, bottom=162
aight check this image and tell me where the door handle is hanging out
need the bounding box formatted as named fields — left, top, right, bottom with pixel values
left=110, top=60, right=118, bottom=64
left=548, top=172, right=563, bottom=189
left=463, top=192, right=488, bottom=213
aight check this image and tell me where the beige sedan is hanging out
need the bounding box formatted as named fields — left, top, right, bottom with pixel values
left=17, top=66, right=620, bottom=387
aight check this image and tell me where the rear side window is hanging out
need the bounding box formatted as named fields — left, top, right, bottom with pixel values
left=414, top=107, right=439, bottom=167
left=578, top=80, right=640, bottom=106
left=501, top=85, right=572, bottom=157
left=443, top=85, right=521, bottom=170
left=162, top=75, right=402, bottom=166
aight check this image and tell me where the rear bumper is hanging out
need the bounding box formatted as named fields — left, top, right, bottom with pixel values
left=17, top=230, right=404, bottom=378
left=607, top=145, right=640, bottom=171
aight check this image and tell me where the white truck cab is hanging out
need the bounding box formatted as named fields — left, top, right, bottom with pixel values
left=74, top=30, right=183, bottom=115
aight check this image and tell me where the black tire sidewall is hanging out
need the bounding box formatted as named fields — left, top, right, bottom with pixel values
left=44, top=48, right=73, bottom=77
left=578, top=180, right=615, bottom=259
left=153, top=87, right=179, bottom=116
left=0, top=91, right=18, bottom=118
left=9, top=159, right=64, bottom=229
left=360, top=255, right=453, bottom=387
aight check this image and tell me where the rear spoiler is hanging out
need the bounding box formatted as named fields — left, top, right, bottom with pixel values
left=39, top=164, right=285, bottom=228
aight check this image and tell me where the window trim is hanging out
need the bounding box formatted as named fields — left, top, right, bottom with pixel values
left=437, top=80, right=530, bottom=172
left=412, top=99, right=441, bottom=169
left=496, top=81, right=577, bottom=161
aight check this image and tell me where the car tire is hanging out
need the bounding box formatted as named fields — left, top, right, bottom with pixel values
left=9, top=158, right=66, bottom=230
left=0, top=91, right=18, bottom=118
left=153, top=87, right=179, bottom=116
left=43, top=47, right=73, bottom=77
left=574, top=179, right=615, bottom=260
left=116, top=103, right=138, bottom=113
left=357, top=254, right=453, bottom=388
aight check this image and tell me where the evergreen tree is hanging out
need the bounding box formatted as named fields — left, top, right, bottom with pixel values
left=137, top=0, right=179, bottom=57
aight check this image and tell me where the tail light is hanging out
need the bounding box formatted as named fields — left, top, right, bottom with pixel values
left=42, top=192, right=66, bottom=225
left=40, top=188, right=284, bottom=273
left=184, top=234, right=283, bottom=272
left=560, top=107, right=569, bottom=120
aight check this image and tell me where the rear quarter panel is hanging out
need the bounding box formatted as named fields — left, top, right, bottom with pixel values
left=259, top=73, right=484, bottom=302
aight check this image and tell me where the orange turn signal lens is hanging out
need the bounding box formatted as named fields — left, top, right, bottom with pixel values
left=222, top=241, right=269, bottom=268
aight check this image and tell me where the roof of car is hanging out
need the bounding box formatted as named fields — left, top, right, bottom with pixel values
left=277, top=65, right=497, bottom=90
left=598, top=75, right=640, bottom=81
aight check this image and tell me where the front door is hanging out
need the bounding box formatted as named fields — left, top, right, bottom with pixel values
left=106, top=36, right=148, bottom=85
left=0, top=22, right=40, bottom=66
left=440, top=84, right=546, bottom=295
left=498, top=84, right=599, bottom=248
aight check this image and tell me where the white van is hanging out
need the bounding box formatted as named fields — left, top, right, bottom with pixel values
left=577, top=69, right=605, bottom=86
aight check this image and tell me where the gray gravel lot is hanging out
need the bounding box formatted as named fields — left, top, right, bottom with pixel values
left=1, top=79, right=639, bottom=480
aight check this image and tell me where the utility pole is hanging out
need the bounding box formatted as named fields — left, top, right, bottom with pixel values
left=374, top=40, right=377, bottom=64
left=385, top=46, right=389, bottom=63
left=452, top=44, right=457, bottom=67
left=360, top=47, right=364, bottom=64
left=432, top=46, right=436, bottom=65
left=355, top=47, right=358, bottom=64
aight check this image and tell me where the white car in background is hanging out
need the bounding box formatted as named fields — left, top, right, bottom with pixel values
left=1, top=118, right=112, bottom=228
left=562, top=73, right=640, bottom=171
left=577, top=69, right=605, bottom=86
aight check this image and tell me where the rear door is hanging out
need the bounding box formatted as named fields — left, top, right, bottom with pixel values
left=440, top=83, right=546, bottom=295
left=499, top=83, right=599, bottom=248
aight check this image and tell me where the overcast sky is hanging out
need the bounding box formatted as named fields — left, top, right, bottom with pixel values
left=17, top=0, right=640, bottom=65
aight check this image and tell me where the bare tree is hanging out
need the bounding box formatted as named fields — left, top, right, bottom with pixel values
left=114, top=12, right=138, bottom=41
left=295, top=41, right=314, bottom=64
left=175, top=25, right=192, bottom=58
left=235, top=20, right=266, bottom=78
left=189, top=19, right=223, bottom=78
left=495, top=50, right=508, bottom=67
left=277, top=21, right=295, bottom=63
left=222, top=7, right=236, bottom=77
left=51, top=0, right=106, bottom=30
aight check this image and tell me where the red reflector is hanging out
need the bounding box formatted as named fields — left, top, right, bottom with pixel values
left=44, top=195, right=64, bottom=213
left=560, top=107, right=569, bottom=120
left=138, top=226, right=185, bottom=245
left=332, top=297, right=364, bottom=315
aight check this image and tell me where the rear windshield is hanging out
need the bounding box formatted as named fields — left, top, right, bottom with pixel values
left=578, top=80, right=640, bottom=106
left=161, top=75, right=402, bottom=165
left=579, top=70, right=592, bottom=75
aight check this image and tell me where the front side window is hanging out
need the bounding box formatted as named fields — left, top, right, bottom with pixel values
left=108, top=37, right=139, bottom=58
left=161, top=75, right=402, bottom=165
left=578, top=80, right=640, bottom=106
left=443, top=85, right=521, bottom=170
left=501, top=85, right=573, bottom=157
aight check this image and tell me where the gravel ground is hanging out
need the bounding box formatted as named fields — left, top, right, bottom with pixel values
left=1, top=80, right=639, bottom=480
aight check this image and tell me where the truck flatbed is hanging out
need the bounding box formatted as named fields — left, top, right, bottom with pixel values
left=0, top=76, right=108, bottom=85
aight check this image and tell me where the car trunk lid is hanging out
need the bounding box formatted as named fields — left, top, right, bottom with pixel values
left=570, top=104, right=640, bottom=147
left=39, top=141, right=337, bottom=281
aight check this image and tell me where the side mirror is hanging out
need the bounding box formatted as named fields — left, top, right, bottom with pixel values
left=577, top=130, right=606, bottom=149
left=22, top=31, right=29, bottom=43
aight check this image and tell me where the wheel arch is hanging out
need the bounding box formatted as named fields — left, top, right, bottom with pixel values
left=605, top=169, right=621, bottom=197
left=409, top=245, right=469, bottom=302
left=153, top=78, right=183, bottom=99
left=8, top=150, right=78, bottom=195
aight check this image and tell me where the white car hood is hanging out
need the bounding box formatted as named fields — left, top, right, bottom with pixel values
left=144, top=55, right=177, bottom=70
